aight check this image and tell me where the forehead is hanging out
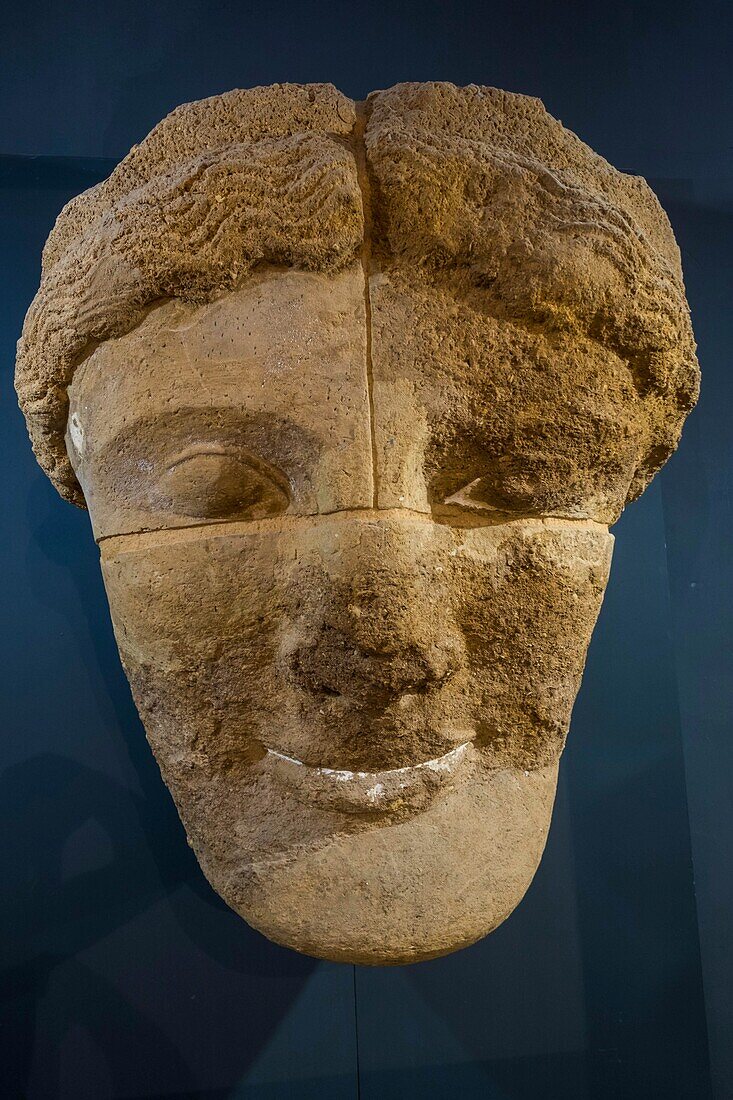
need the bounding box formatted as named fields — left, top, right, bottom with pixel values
left=71, top=265, right=367, bottom=436
left=70, top=260, right=634, bottom=424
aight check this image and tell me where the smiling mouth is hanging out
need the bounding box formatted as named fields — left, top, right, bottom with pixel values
left=263, top=742, right=473, bottom=814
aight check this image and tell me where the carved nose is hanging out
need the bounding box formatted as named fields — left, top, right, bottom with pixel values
left=284, top=619, right=462, bottom=707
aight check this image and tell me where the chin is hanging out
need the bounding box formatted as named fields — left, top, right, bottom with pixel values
left=188, top=757, right=559, bottom=965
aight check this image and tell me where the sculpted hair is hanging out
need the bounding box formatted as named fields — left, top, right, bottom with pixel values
left=15, top=84, right=363, bottom=504
left=365, top=83, right=699, bottom=503
left=16, top=81, right=698, bottom=506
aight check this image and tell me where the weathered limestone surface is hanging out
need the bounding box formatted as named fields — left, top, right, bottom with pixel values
left=16, top=83, right=699, bottom=964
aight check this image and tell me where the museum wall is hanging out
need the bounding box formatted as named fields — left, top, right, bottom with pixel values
left=1, top=2, right=731, bottom=1097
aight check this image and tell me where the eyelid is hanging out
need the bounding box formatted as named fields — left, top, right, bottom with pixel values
left=444, top=477, right=496, bottom=510
left=161, top=443, right=293, bottom=498
left=165, top=443, right=242, bottom=471
left=150, top=443, right=292, bottom=522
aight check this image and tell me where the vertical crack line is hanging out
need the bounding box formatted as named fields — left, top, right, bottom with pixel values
left=353, top=99, right=379, bottom=510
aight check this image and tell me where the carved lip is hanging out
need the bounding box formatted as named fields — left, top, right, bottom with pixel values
left=264, top=742, right=473, bottom=814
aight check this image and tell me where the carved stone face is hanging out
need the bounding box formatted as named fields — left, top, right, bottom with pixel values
left=17, top=83, right=698, bottom=963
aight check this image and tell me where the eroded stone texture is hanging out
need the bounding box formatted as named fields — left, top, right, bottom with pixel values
left=15, top=83, right=699, bottom=964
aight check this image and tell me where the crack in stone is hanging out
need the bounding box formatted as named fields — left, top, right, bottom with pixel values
left=97, top=507, right=610, bottom=555
left=352, top=99, right=379, bottom=510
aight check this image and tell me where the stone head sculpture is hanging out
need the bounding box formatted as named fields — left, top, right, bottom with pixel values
left=16, top=83, right=698, bottom=964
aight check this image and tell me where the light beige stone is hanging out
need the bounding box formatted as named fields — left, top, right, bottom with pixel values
left=15, top=82, right=699, bottom=964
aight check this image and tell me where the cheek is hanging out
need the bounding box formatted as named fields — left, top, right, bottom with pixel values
left=450, top=525, right=613, bottom=765
left=101, top=533, right=299, bottom=771
left=103, top=542, right=279, bottom=677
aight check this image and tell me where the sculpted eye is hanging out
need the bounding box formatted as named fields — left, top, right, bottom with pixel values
left=444, top=466, right=539, bottom=515
left=155, top=447, right=290, bottom=520
left=439, top=450, right=583, bottom=520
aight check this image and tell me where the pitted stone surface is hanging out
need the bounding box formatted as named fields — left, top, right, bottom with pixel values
left=16, top=83, right=699, bottom=964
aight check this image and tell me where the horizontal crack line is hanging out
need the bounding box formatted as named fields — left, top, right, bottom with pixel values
left=97, top=507, right=609, bottom=555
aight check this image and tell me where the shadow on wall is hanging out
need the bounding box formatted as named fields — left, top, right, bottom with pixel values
left=1, top=459, right=323, bottom=1098
left=655, top=191, right=733, bottom=1100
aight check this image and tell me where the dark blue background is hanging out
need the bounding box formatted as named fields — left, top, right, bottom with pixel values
left=1, top=3, right=731, bottom=1097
